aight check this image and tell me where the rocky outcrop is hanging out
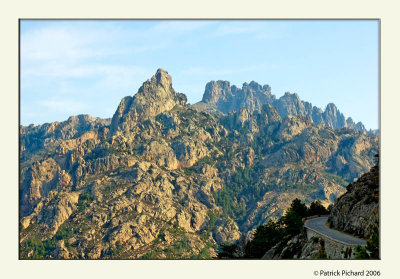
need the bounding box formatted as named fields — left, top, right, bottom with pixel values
left=328, top=157, right=379, bottom=239
left=262, top=234, right=311, bottom=260
left=274, top=95, right=367, bottom=133
left=111, top=68, right=187, bottom=133
left=276, top=115, right=312, bottom=142
left=143, top=140, right=179, bottom=170
left=213, top=218, right=241, bottom=243
left=195, top=82, right=369, bottom=133
left=273, top=92, right=311, bottom=120
left=195, top=80, right=275, bottom=114
left=19, top=69, right=378, bottom=259
left=20, top=114, right=110, bottom=155
left=346, top=117, right=367, bottom=134
left=328, top=133, right=378, bottom=181
left=322, top=103, right=346, bottom=129
left=171, top=137, right=210, bottom=167
left=20, top=191, right=79, bottom=234
left=261, top=156, right=379, bottom=260
left=262, top=229, right=360, bottom=260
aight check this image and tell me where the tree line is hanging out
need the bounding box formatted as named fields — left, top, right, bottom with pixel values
left=217, top=198, right=329, bottom=259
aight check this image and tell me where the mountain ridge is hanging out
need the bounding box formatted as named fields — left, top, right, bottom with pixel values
left=21, top=71, right=377, bottom=135
left=193, top=79, right=373, bottom=134
left=19, top=69, right=378, bottom=259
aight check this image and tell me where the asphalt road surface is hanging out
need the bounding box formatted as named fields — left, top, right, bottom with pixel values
left=304, top=216, right=367, bottom=246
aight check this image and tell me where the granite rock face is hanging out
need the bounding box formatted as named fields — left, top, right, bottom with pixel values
left=19, top=69, right=378, bottom=259
left=195, top=81, right=371, bottom=134
left=197, top=80, right=275, bottom=114
left=111, top=68, right=187, bottom=133
left=328, top=157, right=379, bottom=239
left=263, top=158, right=379, bottom=260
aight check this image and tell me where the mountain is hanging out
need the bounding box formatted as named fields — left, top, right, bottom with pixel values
left=110, top=69, right=187, bottom=134
left=196, top=80, right=275, bottom=114
left=193, top=80, right=369, bottom=133
left=328, top=155, right=379, bottom=239
left=259, top=157, right=379, bottom=260
left=19, top=69, right=378, bottom=259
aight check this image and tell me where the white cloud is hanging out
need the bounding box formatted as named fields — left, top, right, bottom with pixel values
left=20, top=20, right=209, bottom=65
left=182, top=64, right=274, bottom=76
left=20, top=22, right=168, bottom=92
left=21, top=25, right=110, bottom=62
left=38, top=99, right=87, bottom=114
left=22, top=62, right=149, bottom=79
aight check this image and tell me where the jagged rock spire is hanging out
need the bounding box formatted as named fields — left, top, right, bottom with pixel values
left=111, top=69, right=187, bottom=133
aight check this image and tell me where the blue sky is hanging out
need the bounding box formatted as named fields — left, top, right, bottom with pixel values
left=20, top=20, right=379, bottom=129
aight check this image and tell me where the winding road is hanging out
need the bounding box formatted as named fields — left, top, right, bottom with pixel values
left=304, top=216, right=367, bottom=246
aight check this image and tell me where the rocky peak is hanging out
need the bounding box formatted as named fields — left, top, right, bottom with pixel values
left=354, top=122, right=366, bottom=133
left=347, top=117, right=355, bottom=125
left=199, top=80, right=274, bottom=114
left=281, top=92, right=301, bottom=104
left=325, top=103, right=338, bottom=115
left=273, top=92, right=305, bottom=119
left=155, top=68, right=171, bottom=84
left=111, top=69, right=187, bottom=133
left=138, top=68, right=174, bottom=99
left=202, top=80, right=232, bottom=104
left=196, top=77, right=370, bottom=134
left=284, top=92, right=298, bottom=98
left=143, top=69, right=175, bottom=94
left=19, top=69, right=379, bottom=260
left=346, top=117, right=366, bottom=133
left=248, top=81, right=263, bottom=91
left=67, top=114, right=95, bottom=123
left=244, top=81, right=271, bottom=94
left=323, top=103, right=346, bottom=129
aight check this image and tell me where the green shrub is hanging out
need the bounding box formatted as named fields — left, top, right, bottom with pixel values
left=218, top=198, right=333, bottom=259
left=20, top=236, right=57, bottom=259
left=355, top=224, right=379, bottom=259
left=140, top=250, right=159, bottom=259
left=308, top=200, right=329, bottom=216
left=218, top=243, right=239, bottom=259
left=244, top=220, right=284, bottom=258
left=213, top=164, right=268, bottom=225
left=77, top=192, right=93, bottom=211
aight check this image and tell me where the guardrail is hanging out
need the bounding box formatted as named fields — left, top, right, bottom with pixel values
left=302, top=214, right=328, bottom=223
left=303, top=216, right=367, bottom=247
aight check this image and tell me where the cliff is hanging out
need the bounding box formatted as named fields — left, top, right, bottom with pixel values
left=19, top=69, right=378, bottom=259
left=194, top=81, right=369, bottom=134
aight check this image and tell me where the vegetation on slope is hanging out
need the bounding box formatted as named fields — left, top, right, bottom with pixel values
left=217, top=198, right=329, bottom=258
